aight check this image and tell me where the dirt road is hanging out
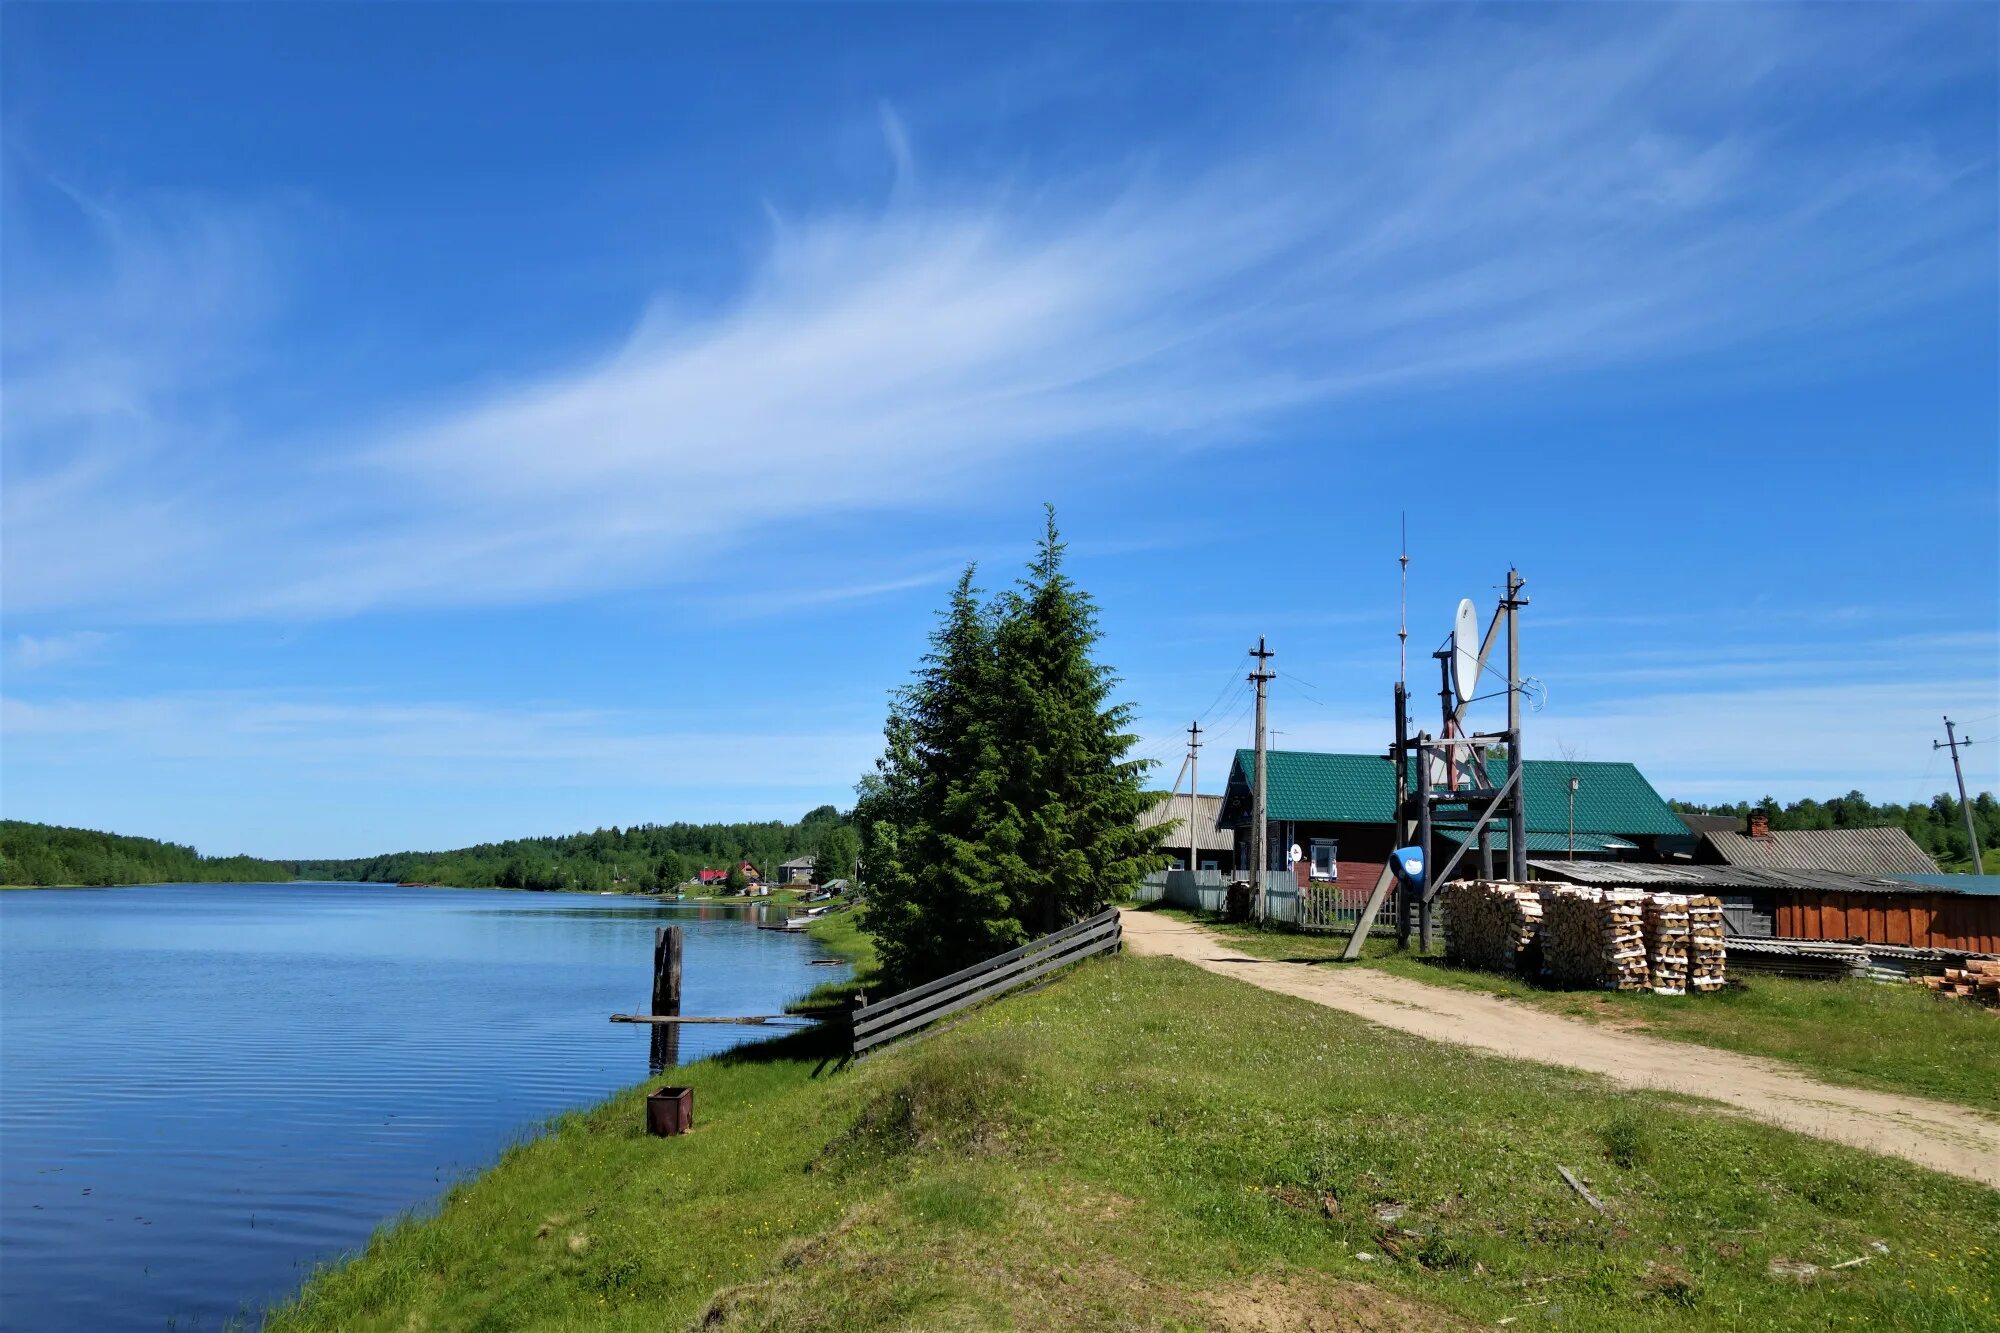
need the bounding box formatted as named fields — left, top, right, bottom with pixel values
left=1120, top=909, right=2000, bottom=1189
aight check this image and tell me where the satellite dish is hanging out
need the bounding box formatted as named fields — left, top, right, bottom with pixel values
left=1451, top=598, right=1482, bottom=705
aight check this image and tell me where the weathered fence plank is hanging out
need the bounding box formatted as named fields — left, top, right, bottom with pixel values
left=851, top=908, right=1122, bottom=1056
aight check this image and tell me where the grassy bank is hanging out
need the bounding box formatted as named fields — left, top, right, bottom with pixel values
left=1142, top=906, right=2000, bottom=1115
left=793, top=906, right=877, bottom=1012
left=271, top=947, right=1996, bottom=1331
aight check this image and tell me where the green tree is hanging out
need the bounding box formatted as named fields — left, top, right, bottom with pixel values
left=654, top=851, right=690, bottom=890
left=814, top=823, right=860, bottom=887
left=858, top=511, right=1161, bottom=986
left=984, top=508, right=1159, bottom=934
left=862, top=564, right=1019, bottom=985
left=724, top=862, right=749, bottom=894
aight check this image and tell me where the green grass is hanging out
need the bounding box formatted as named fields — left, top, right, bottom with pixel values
left=1141, top=905, right=2000, bottom=1115
left=270, top=951, right=1999, bottom=1332
left=790, top=905, right=879, bottom=1014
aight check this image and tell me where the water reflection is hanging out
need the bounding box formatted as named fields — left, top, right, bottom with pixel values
left=649, top=1023, right=681, bottom=1073
left=0, top=882, right=843, bottom=1331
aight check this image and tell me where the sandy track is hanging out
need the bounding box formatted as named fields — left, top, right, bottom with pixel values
left=1120, top=910, right=2000, bottom=1189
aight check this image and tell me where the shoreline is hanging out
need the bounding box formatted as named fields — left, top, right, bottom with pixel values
left=0, top=878, right=827, bottom=910
left=265, top=918, right=1999, bottom=1332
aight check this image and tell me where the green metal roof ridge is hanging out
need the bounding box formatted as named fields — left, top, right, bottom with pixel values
left=1224, top=748, right=1685, bottom=837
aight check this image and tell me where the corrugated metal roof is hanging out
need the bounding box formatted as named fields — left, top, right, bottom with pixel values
left=1704, top=827, right=1940, bottom=875
left=1224, top=750, right=1686, bottom=839
left=1437, top=830, right=1638, bottom=853
left=1675, top=812, right=1741, bottom=836
left=1526, top=859, right=1970, bottom=897
left=1887, top=873, right=2000, bottom=898
left=1138, top=794, right=1236, bottom=852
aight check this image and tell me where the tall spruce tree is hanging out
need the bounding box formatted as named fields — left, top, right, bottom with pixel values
left=985, top=508, right=1159, bottom=934
left=858, top=565, right=1021, bottom=986
left=856, top=516, right=1159, bottom=984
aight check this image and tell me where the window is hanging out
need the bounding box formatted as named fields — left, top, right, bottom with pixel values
left=1309, top=839, right=1339, bottom=881
left=1199, top=858, right=1219, bottom=873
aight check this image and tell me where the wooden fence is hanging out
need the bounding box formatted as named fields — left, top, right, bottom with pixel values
left=850, top=908, right=1122, bottom=1057
left=1134, top=869, right=1396, bottom=934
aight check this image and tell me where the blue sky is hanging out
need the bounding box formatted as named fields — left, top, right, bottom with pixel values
left=3, top=4, right=1996, bottom=859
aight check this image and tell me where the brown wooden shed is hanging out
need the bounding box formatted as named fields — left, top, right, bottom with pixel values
left=1528, top=861, right=1999, bottom=954
left=1773, top=889, right=1998, bottom=953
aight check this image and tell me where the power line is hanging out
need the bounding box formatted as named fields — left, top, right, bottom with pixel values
left=1278, top=670, right=1326, bottom=708
left=1193, top=653, right=1253, bottom=724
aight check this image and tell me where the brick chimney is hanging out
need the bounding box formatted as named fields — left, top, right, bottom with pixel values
left=1748, top=810, right=1771, bottom=840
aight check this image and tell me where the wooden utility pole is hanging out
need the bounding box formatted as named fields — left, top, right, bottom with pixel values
left=1249, top=637, right=1276, bottom=920
left=1502, top=569, right=1528, bottom=882
left=1409, top=734, right=1433, bottom=950
left=1935, top=718, right=1986, bottom=876
left=1186, top=720, right=1203, bottom=875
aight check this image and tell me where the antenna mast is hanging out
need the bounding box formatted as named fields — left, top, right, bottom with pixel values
left=1397, top=513, right=1409, bottom=687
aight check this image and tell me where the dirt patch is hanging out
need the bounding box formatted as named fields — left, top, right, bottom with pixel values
left=1122, top=910, right=2000, bottom=1188
left=1202, top=1273, right=1465, bottom=1332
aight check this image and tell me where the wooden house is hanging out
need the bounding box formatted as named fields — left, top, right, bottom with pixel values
left=1137, top=793, right=1236, bottom=875
left=1218, top=749, right=1688, bottom=896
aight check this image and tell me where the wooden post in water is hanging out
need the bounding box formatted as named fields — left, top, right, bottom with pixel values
left=653, top=926, right=684, bottom=1016
left=650, top=926, right=684, bottom=1072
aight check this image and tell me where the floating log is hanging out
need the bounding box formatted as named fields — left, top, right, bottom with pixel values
left=611, top=1013, right=813, bottom=1025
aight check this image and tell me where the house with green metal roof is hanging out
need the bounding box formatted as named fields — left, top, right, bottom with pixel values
left=1218, top=749, right=1689, bottom=892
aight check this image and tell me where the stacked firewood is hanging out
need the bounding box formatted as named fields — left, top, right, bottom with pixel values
left=1920, top=958, right=2000, bottom=1007
left=1641, top=893, right=1690, bottom=995
left=1538, top=886, right=1649, bottom=991
left=1439, top=880, right=1543, bottom=973
left=1686, top=895, right=1727, bottom=991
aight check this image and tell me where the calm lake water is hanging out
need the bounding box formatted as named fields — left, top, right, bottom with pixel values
left=0, top=882, right=844, bottom=1331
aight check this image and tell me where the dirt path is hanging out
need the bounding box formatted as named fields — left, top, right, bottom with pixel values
left=1120, top=910, right=2000, bottom=1189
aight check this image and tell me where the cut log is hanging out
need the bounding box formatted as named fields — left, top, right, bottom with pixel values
left=1440, top=881, right=1543, bottom=973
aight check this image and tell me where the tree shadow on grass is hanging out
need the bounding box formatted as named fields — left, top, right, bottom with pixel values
left=703, top=1019, right=854, bottom=1078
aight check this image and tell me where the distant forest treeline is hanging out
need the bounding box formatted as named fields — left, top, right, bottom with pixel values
left=9, top=788, right=1994, bottom=889
left=0, top=821, right=294, bottom=887
left=1671, top=790, right=2000, bottom=871
left=285, top=806, right=852, bottom=892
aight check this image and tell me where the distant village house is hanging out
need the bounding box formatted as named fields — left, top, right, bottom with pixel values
left=1138, top=793, right=1236, bottom=875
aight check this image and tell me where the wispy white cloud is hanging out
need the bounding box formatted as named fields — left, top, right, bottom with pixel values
left=1, top=691, right=880, bottom=791
left=3, top=6, right=1991, bottom=621
left=719, top=565, right=972, bottom=618
left=4, top=631, right=113, bottom=672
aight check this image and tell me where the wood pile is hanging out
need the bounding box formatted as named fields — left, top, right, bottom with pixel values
left=1686, top=895, right=1727, bottom=992
left=1920, top=957, right=2000, bottom=1007
left=1436, top=880, right=1730, bottom=994
left=1439, top=880, right=1543, bottom=973
left=1641, top=893, right=1689, bottom=995
left=1538, top=886, right=1649, bottom=991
